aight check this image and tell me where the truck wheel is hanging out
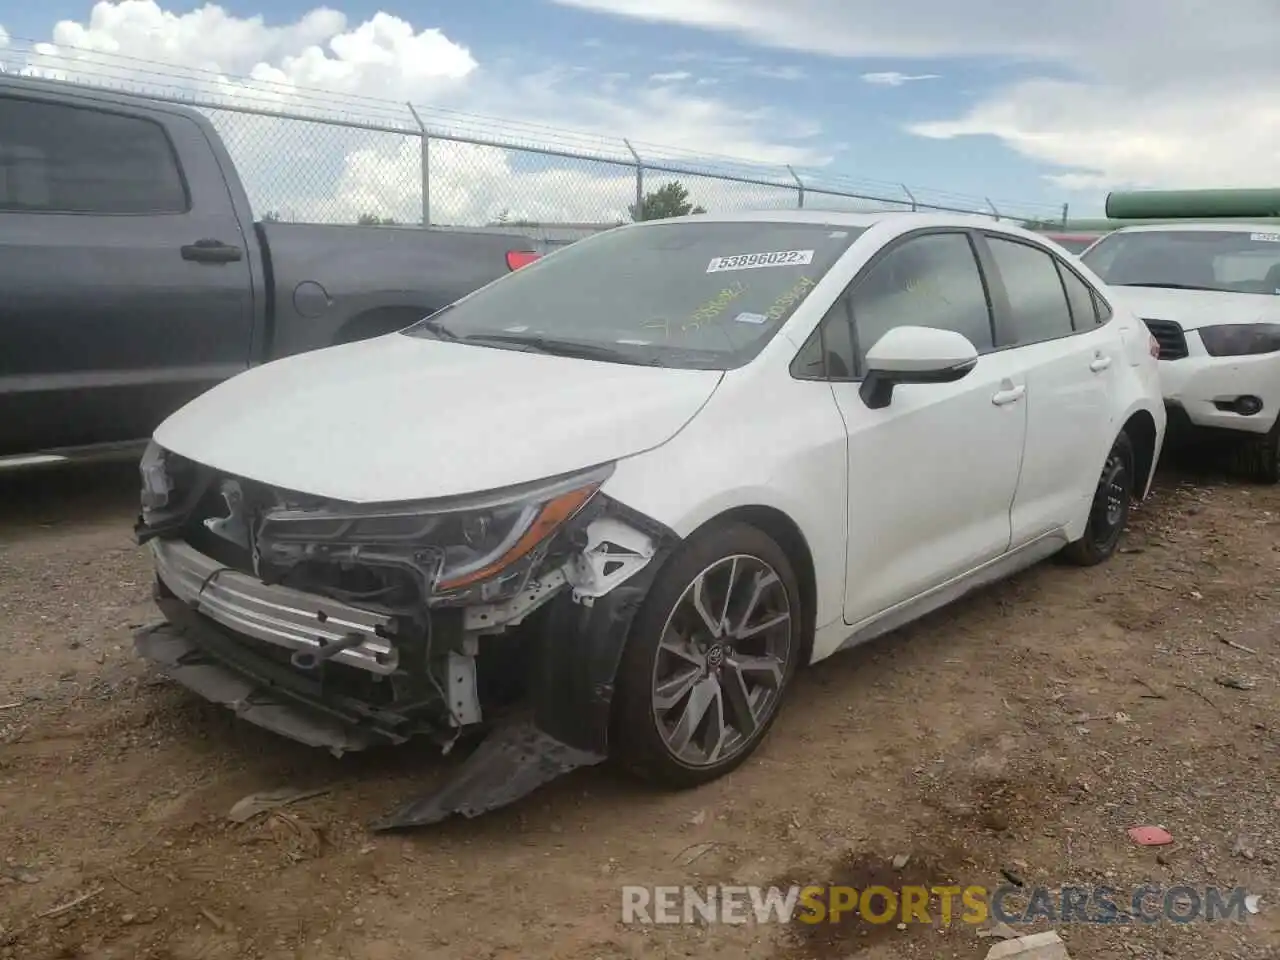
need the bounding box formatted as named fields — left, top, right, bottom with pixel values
left=1061, top=430, right=1134, bottom=567
left=1230, top=419, right=1280, bottom=485
left=611, top=522, right=802, bottom=788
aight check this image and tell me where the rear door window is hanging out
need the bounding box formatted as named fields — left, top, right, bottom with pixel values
left=1057, top=262, right=1103, bottom=331
left=985, top=237, right=1075, bottom=346
left=0, top=95, right=188, bottom=214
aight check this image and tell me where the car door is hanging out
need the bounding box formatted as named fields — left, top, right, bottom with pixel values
left=976, top=232, right=1118, bottom=546
left=794, top=229, right=1030, bottom=627
left=0, top=92, right=254, bottom=457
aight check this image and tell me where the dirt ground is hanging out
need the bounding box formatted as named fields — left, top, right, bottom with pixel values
left=1, top=458, right=1277, bottom=960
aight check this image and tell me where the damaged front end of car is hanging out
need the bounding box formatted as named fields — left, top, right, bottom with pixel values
left=131, top=440, right=677, bottom=830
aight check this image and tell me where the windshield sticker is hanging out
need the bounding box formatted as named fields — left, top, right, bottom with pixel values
left=1251, top=232, right=1280, bottom=243
left=765, top=275, right=817, bottom=321
left=733, top=312, right=769, bottom=324
left=707, top=249, right=815, bottom=273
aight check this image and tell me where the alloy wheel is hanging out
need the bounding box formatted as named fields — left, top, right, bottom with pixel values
left=649, top=554, right=793, bottom=767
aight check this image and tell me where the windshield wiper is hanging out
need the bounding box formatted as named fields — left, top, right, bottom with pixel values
left=415, top=315, right=459, bottom=339
left=459, top=333, right=658, bottom=365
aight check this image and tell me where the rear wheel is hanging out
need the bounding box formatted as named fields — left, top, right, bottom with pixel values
left=612, top=523, right=802, bottom=788
left=1061, top=430, right=1134, bottom=567
left=1229, top=419, right=1280, bottom=485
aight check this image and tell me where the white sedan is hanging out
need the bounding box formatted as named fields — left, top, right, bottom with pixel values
left=132, top=210, right=1166, bottom=828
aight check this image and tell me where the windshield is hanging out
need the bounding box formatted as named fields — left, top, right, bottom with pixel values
left=402, top=220, right=863, bottom=369
left=1081, top=229, right=1280, bottom=295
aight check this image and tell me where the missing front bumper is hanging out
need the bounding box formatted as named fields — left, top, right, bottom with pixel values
left=136, top=618, right=398, bottom=754
left=135, top=614, right=606, bottom=830
left=151, top=538, right=399, bottom=675
left=135, top=500, right=678, bottom=828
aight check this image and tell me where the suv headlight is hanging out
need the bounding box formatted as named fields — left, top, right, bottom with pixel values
left=139, top=439, right=173, bottom=514
left=256, top=462, right=614, bottom=600
left=1197, top=323, right=1280, bottom=357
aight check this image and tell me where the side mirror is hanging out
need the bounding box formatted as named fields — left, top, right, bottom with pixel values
left=859, top=325, right=979, bottom=409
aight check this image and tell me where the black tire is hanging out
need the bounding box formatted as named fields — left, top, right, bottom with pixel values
left=1061, top=430, right=1135, bottom=567
left=1229, top=419, right=1280, bottom=485
left=611, top=522, right=804, bottom=788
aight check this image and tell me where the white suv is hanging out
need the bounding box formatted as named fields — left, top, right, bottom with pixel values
left=1081, top=223, right=1280, bottom=482
left=133, top=211, right=1166, bottom=828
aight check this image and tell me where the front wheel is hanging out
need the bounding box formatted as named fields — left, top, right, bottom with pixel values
left=1061, top=430, right=1135, bottom=567
left=1230, top=418, right=1280, bottom=485
left=611, top=522, right=803, bottom=788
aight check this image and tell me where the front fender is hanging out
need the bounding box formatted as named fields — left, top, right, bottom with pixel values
left=530, top=497, right=679, bottom=754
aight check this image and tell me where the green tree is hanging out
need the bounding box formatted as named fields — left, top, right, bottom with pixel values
left=629, top=181, right=706, bottom=222
left=356, top=212, right=397, bottom=225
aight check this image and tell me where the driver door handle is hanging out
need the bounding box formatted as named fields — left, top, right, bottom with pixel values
left=181, top=239, right=243, bottom=264
left=992, top=385, right=1026, bottom=406
left=1089, top=355, right=1113, bottom=372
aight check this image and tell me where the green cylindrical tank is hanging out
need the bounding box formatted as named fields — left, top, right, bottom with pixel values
left=1105, top=188, right=1280, bottom=220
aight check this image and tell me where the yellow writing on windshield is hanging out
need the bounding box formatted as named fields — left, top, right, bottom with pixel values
left=766, top=275, right=816, bottom=321
left=686, top=282, right=746, bottom=329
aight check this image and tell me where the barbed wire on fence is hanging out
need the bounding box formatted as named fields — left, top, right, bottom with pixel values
left=0, top=38, right=1071, bottom=229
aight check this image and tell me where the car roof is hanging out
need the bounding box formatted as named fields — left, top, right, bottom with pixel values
left=1107, top=221, right=1280, bottom=235
left=0, top=73, right=208, bottom=121
left=636, top=208, right=1032, bottom=232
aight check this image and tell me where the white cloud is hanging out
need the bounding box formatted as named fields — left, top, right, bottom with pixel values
left=860, top=71, right=938, bottom=86
left=0, top=1, right=832, bottom=224
left=648, top=70, right=691, bottom=83
left=549, top=0, right=1280, bottom=192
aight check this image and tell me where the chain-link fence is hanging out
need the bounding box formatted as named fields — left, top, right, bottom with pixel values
left=1, top=42, right=1073, bottom=230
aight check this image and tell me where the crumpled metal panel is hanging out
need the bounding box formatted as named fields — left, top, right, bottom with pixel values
left=371, top=717, right=605, bottom=831
left=135, top=622, right=392, bottom=756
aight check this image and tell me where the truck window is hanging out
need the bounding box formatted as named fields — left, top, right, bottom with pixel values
left=0, top=96, right=188, bottom=215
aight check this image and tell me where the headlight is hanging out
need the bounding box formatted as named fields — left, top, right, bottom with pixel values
left=139, top=439, right=172, bottom=514
left=1197, top=323, right=1280, bottom=357
left=255, top=462, right=614, bottom=599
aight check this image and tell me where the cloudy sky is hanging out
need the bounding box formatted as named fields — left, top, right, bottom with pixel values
left=2, top=1, right=1276, bottom=224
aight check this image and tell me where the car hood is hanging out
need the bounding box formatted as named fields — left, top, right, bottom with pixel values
left=153, top=334, right=724, bottom=503
left=1108, top=287, right=1280, bottom=330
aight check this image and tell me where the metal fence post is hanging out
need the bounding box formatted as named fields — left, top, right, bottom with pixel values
left=623, top=139, right=642, bottom=219
left=1061, top=202, right=1070, bottom=228
left=406, top=102, right=430, bottom=226
left=986, top=197, right=1000, bottom=221
left=786, top=165, right=805, bottom=209
left=901, top=184, right=917, bottom=211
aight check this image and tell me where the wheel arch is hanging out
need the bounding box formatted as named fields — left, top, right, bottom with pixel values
left=1120, top=408, right=1160, bottom=500
left=682, top=504, right=818, bottom=666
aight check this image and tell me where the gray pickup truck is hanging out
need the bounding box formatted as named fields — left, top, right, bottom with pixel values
left=0, top=75, right=539, bottom=469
